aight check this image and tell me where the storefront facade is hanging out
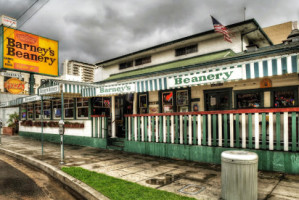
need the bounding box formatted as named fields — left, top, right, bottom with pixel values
left=2, top=19, right=299, bottom=173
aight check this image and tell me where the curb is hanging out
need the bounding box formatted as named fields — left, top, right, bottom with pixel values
left=0, top=148, right=109, bottom=200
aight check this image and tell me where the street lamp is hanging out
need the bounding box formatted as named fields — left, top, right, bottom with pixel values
left=59, top=119, right=65, bottom=165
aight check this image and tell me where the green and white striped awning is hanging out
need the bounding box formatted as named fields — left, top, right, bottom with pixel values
left=38, top=79, right=96, bottom=97
left=135, top=77, right=167, bottom=93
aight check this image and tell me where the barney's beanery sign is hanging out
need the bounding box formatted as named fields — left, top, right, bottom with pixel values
left=2, top=27, right=58, bottom=76
left=167, top=67, right=243, bottom=88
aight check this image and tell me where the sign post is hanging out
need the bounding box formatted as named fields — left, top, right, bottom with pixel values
left=59, top=119, right=65, bottom=165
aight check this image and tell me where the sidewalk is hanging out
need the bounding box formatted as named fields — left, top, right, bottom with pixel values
left=1, top=135, right=299, bottom=200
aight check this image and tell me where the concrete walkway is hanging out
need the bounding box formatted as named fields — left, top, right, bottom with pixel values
left=1, top=135, right=299, bottom=200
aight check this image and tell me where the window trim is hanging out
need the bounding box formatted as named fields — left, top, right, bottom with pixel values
left=175, top=44, right=198, bottom=57
left=135, top=56, right=151, bottom=66
left=52, top=99, right=62, bottom=120
left=270, top=86, right=298, bottom=108
left=234, top=89, right=264, bottom=109
left=64, top=98, right=75, bottom=119
left=76, top=97, right=89, bottom=119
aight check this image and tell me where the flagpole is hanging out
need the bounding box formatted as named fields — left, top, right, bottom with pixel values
left=244, top=7, right=246, bottom=21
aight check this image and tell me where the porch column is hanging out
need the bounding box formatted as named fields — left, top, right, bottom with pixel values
left=133, top=93, right=137, bottom=114
left=111, top=95, right=116, bottom=138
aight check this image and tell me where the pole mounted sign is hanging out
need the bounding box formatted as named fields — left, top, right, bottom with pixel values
left=39, top=85, right=60, bottom=95
left=1, top=26, right=59, bottom=76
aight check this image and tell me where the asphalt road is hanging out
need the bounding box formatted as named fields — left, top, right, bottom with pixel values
left=0, top=154, right=79, bottom=200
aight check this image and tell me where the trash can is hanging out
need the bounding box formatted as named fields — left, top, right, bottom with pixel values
left=221, top=151, right=258, bottom=200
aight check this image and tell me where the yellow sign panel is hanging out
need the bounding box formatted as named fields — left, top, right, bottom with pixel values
left=4, top=78, right=25, bottom=94
left=3, top=27, right=58, bottom=76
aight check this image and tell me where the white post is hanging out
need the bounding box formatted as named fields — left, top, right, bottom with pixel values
left=188, top=115, right=192, bottom=145
left=197, top=115, right=202, bottom=145
left=163, top=116, right=166, bottom=143
left=230, top=114, right=234, bottom=147
left=171, top=115, right=174, bottom=144
left=283, top=112, right=288, bottom=151
left=269, top=112, right=274, bottom=150
left=180, top=115, right=183, bottom=144
left=148, top=116, right=151, bottom=142
left=218, top=114, right=222, bottom=147
left=141, top=116, right=144, bottom=142
left=208, top=114, right=212, bottom=146
left=111, top=96, right=116, bottom=138
left=242, top=113, right=246, bottom=148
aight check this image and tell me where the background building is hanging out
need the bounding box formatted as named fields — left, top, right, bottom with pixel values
left=61, top=60, right=96, bottom=83
left=263, top=21, right=298, bottom=44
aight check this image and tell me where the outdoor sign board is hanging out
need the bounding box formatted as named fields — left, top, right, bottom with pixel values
left=4, top=77, right=25, bottom=94
left=23, top=95, right=41, bottom=103
left=167, top=67, right=243, bottom=88
left=39, top=85, right=60, bottom=95
left=0, top=102, right=9, bottom=107
left=96, top=83, right=135, bottom=95
left=0, top=15, right=17, bottom=29
left=1, top=26, right=59, bottom=76
left=1, top=71, right=23, bottom=78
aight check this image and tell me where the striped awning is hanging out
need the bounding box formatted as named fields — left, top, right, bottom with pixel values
left=243, top=54, right=298, bottom=79
left=135, top=77, right=168, bottom=93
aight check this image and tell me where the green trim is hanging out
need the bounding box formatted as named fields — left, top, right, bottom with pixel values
left=235, top=114, right=240, bottom=148
left=137, top=117, right=141, bottom=141
left=167, top=116, right=170, bottom=143
left=292, top=112, right=296, bottom=152
left=276, top=112, right=281, bottom=151
left=144, top=117, right=148, bottom=142
left=212, top=114, right=217, bottom=146
left=248, top=113, right=253, bottom=148
left=151, top=117, right=155, bottom=142
left=192, top=115, right=197, bottom=145
left=175, top=115, right=179, bottom=144
left=223, top=114, right=228, bottom=147
left=19, top=131, right=107, bottom=148
left=262, top=113, right=267, bottom=149
left=124, top=141, right=299, bottom=174
left=183, top=115, right=187, bottom=145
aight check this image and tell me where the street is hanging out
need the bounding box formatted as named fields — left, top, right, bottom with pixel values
left=0, top=154, right=78, bottom=200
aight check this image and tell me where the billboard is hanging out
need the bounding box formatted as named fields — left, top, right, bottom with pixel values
left=2, top=26, right=58, bottom=76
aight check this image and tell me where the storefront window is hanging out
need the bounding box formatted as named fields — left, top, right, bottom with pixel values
left=162, top=91, right=173, bottom=113
left=236, top=92, right=262, bottom=109
left=77, top=98, right=89, bottom=118
left=34, top=103, right=41, bottom=119
left=43, top=101, right=51, bottom=119
left=139, top=94, right=147, bottom=114
left=176, top=90, right=188, bottom=112
left=92, top=97, right=111, bottom=116
left=21, top=104, right=27, bottom=119
left=64, top=98, right=74, bottom=119
left=27, top=104, right=34, bottom=119
left=53, top=99, right=61, bottom=119
left=274, top=89, right=296, bottom=108
left=205, top=89, right=231, bottom=111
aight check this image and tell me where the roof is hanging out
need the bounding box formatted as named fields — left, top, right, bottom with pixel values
left=96, top=18, right=272, bottom=66
left=99, top=41, right=299, bottom=83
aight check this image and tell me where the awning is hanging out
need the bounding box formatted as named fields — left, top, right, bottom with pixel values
left=38, top=79, right=96, bottom=97
left=135, top=77, right=167, bottom=93
left=244, top=54, right=298, bottom=79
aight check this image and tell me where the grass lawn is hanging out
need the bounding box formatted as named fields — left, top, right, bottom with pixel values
left=62, top=167, right=195, bottom=200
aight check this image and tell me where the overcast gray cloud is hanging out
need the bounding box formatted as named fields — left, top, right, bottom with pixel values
left=1, top=0, right=299, bottom=67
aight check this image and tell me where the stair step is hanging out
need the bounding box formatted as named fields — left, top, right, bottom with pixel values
left=107, top=145, right=124, bottom=151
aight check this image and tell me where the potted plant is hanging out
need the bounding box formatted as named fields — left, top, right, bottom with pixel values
left=3, top=112, right=19, bottom=135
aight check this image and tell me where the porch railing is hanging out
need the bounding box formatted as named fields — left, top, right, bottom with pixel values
left=91, top=115, right=108, bottom=138
left=124, top=108, right=299, bottom=152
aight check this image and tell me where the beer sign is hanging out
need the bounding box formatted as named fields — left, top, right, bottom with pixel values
left=4, top=78, right=25, bottom=94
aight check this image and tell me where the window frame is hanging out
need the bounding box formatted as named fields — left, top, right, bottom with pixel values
left=234, top=89, right=264, bottom=109
left=52, top=99, right=62, bottom=119
left=271, top=86, right=298, bottom=108
left=135, top=56, right=151, bottom=66
left=175, top=44, right=198, bottom=57
left=64, top=98, right=75, bottom=119
left=119, top=60, right=133, bottom=70
left=76, top=97, right=89, bottom=119
left=27, top=103, right=34, bottom=119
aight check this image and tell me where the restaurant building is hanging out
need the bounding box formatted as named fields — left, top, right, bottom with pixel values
left=3, top=19, right=299, bottom=174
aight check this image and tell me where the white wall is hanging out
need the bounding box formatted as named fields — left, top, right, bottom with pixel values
left=95, top=34, right=244, bottom=82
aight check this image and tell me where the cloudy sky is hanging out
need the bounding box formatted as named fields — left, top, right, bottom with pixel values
left=1, top=0, right=299, bottom=67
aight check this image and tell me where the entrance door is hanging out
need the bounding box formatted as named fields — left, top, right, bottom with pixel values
left=115, top=94, right=134, bottom=137
left=204, top=88, right=232, bottom=111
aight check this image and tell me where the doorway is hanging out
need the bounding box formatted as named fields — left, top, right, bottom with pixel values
left=115, top=94, right=134, bottom=137
left=204, top=88, right=232, bottom=111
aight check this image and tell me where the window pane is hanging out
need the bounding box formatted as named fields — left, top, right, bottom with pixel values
left=162, top=92, right=173, bottom=113
left=236, top=92, right=261, bottom=108
left=65, top=108, right=74, bottom=118
left=274, top=90, right=296, bottom=107
left=78, top=108, right=88, bottom=118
